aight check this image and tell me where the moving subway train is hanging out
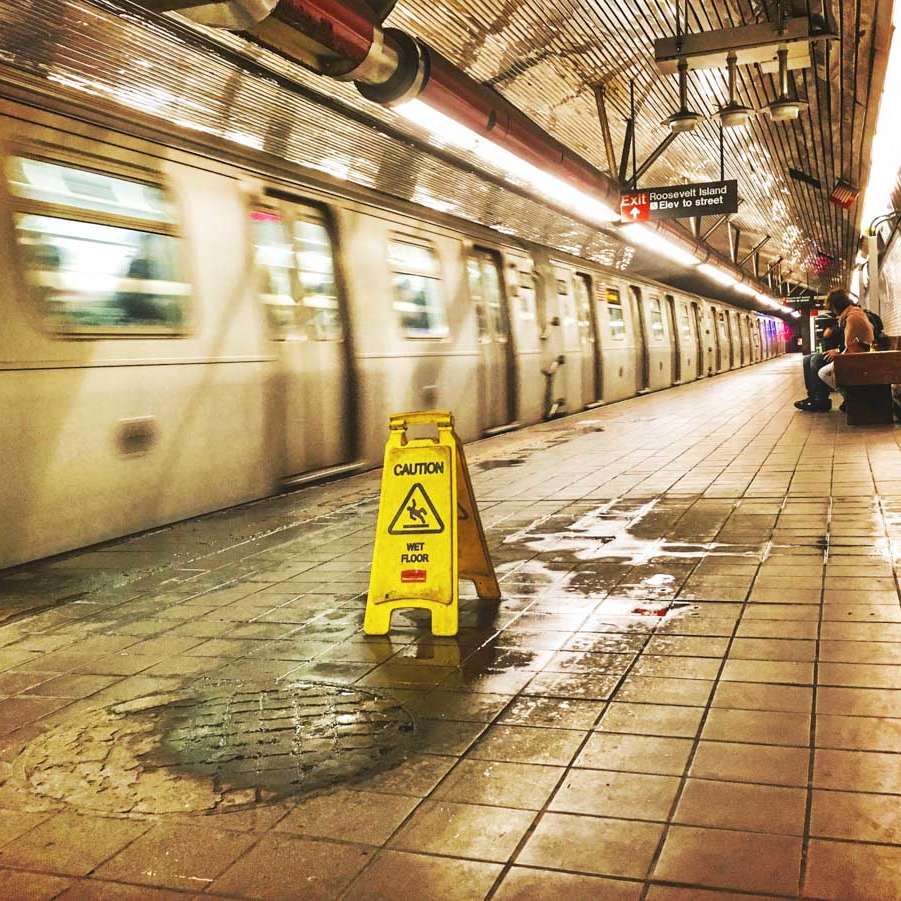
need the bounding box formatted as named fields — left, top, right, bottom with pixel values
left=0, top=95, right=786, bottom=569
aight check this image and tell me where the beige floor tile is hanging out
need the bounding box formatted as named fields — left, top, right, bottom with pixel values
left=354, top=753, right=455, bottom=796
left=643, top=636, right=730, bottom=657
left=631, top=655, right=720, bottom=680
left=701, top=707, right=811, bottom=747
left=0, top=813, right=149, bottom=877
left=815, top=714, right=901, bottom=752
left=614, top=676, right=714, bottom=707
left=208, top=834, right=371, bottom=900
left=819, top=640, right=901, bottom=664
left=0, top=870, right=72, bottom=901
left=517, top=812, right=663, bottom=879
left=497, top=696, right=604, bottom=730
left=803, top=839, right=901, bottom=900
left=689, top=741, right=810, bottom=787
left=729, top=637, right=816, bottom=661
left=598, top=702, right=704, bottom=738
left=811, top=789, right=901, bottom=843
left=645, top=887, right=783, bottom=901
left=735, top=620, right=819, bottom=639
left=673, top=778, right=807, bottom=835
left=273, top=790, right=419, bottom=844
left=469, top=725, right=585, bottom=766
left=575, top=732, right=693, bottom=776
left=342, top=850, right=502, bottom=901
left=432, top=759, right=563, bottom=810
left=813, top=748, right=901, bottom=794
left=720, top=659, right=814, bottom=685
left=654, top=825, right=801, bottom=894
left=388, top=800, right=534, bottom=862
left=550, top=768, right=680, bottom=821
left=56, top=881, right=186, bottom=900
left=93, top=823, right=257, bottom=890
left=712, top=681, right=813, bottom=713
left=817, top=686, right=901, bottom=717
left=494, top=867, right=642, bottom=900
left=818, top=662, right=901, bottom=688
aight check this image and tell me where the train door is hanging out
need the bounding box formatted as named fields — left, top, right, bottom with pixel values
left=741, top=315, right=752, bottom=365
left=252, top=201, right=352, bottom=481
left=629, top=285, right=650, bottom=392
left=553, top=269, right=583, bottom=411
left=691, top=301, right=706, bottom=376
left=665, top=294, right=681, bottom=382
left=468, top=248, right=514, bottom=431
left=573, top=272, right=602, bottom=404
left=716, top=309, right=731, bottom=370
left=729, top=311, right=742, bottom=368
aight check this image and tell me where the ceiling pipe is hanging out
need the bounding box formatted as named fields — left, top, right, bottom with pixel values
left=137, top=0, right=777, bottom=309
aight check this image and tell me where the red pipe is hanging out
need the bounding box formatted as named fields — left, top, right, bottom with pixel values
left=164, top=0, right=774, bottom=302
left=272, top=0, right=375, bottom=67
left=418, top=50, right=620, bottom=208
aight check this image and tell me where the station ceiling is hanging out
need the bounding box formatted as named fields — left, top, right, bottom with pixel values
left=384, top=0, right=894, bottom=293
left=0, top=0, right=893, bottom=299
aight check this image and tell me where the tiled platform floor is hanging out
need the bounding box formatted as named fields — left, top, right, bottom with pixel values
left=1, top=355, right=900, bottom=900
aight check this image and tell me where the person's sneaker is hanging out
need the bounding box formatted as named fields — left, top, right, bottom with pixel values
left=796, top=398, right=831, bottom=412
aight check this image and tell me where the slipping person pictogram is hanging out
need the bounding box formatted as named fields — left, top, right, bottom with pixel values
left=388, top=483, right=445, bottom=534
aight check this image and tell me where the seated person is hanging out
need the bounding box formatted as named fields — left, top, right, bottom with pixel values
left=795, top=310, right=843, bottom=412
left=796, top=289, right=874, bottom=412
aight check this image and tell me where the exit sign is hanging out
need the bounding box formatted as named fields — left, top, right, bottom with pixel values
left=621, top=179, right=738, bottom=222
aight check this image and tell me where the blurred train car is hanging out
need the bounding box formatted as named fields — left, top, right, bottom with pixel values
left=0, top=96, right=786, bottom=568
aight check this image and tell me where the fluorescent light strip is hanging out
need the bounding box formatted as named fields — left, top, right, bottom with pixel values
left=395, top=99, right=620, bottom=226
left=619, top=224, right=700, bottom=267
left=698, top=263, right=737, bottom=287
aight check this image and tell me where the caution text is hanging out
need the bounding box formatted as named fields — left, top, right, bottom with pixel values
left=394, top=462, right=445, bottom=476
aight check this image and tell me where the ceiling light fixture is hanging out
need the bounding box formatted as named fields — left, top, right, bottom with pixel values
left=664, top=58, right=702, bottom=133
left=716, top=52, right=755, bottom=128
left=765, top=48, right=808, bottom=122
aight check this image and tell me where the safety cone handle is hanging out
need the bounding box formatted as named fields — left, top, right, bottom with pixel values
left=389, top=411, right=454, bottom=432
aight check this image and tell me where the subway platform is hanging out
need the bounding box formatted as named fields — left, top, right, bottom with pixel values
left=1, top=355, right=900, bottom=901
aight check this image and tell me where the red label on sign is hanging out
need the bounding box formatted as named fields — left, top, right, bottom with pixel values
left=620, top=191, right=650, bottom=222
left=401, top=569, right=427, bottom=583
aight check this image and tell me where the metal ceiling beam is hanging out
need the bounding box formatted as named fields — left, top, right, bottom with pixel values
left=654, top=16, right=835, bottom=73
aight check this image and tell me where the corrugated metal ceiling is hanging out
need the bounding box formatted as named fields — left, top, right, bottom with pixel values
left=386, top=0, right=892, bottom=291
left=0, top=0, right=892, bottom=296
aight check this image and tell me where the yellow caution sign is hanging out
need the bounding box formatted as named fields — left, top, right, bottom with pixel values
left=364, top=411, right=500, bottom=637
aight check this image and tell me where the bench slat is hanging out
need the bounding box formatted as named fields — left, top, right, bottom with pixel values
left=835, top=351, right=901, bottom=386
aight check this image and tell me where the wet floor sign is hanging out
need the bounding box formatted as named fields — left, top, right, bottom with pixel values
left=364, top=411, right=500, bottom=636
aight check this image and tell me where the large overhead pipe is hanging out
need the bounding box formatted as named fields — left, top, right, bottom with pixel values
left=137, top=0, right=780, bottom=307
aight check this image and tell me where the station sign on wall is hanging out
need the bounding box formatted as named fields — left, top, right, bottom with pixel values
left=620, top=179, right=739, bottom=222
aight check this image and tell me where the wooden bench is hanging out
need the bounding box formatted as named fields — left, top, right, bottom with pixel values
left=834, top=351, right=901, bottom=425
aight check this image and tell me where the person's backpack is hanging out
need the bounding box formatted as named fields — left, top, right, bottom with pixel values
left=865, top=310, right=890, bottom=350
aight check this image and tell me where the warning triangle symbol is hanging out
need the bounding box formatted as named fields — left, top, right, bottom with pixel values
left=388, top=483, right=445, bottom=535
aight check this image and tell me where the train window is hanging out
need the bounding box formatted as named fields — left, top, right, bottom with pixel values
left=606, top=288, right=625, bottom=339
left=8, top=155, right=187, bottom=335
left=679, top=304, right=692, bottom=337
left=517, top=271, right=536, bottom=319
left=468, top=251, right=508, bottom=340
left=573, top=274, right=594, bottom=341
left=718, top=311, right=729, bottom=339
left=649, top=296, right=665, bottom=341
left=389, top=239, right=448, bottom=338
left=252, top=205, right=342, bottom=342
